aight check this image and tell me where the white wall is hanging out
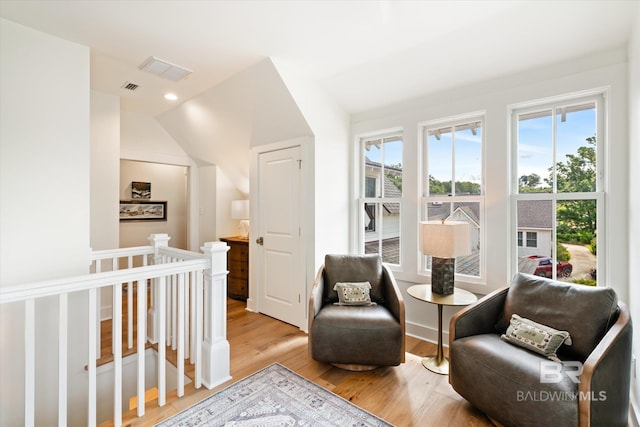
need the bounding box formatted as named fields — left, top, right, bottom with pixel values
left=90, top=91, right=121, bottom=321
left=351, top=49, right=630, bottom=345
left=198, top=165, right=218, bottom=245
left=0, top=18, right=91, bottom=426
left=215, top=168, right=246, bottom=239
left=627, top=4, right=640, bottom=422
left=120, top=111, right=192, bottom=166
left=90, top=91, right=120, bottom=250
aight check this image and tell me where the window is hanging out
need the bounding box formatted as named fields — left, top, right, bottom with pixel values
left=526, top=232, right=537, bottom=248
left=512, top=93, right=604, bottom=284
left=420, top=114, right=484, bottom=280
left=359, top=132, right=403, bottom=265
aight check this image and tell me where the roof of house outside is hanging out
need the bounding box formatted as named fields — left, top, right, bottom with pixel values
left=517, top=200, right=553, bottom=229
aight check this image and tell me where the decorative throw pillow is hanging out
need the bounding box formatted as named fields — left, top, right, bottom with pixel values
left=333, top=282, right=377, bottom=306
left=501, top=314, right=572, bottom=362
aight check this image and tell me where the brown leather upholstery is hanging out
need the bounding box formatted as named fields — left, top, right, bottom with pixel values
left=449, top=273, right=632, bottom=427
left=308, top=254, right=405, bottom=370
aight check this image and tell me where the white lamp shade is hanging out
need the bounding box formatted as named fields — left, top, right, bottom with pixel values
left=231, top=200, right=249, bottom=220
left=420, top=220, right=471, bottom=258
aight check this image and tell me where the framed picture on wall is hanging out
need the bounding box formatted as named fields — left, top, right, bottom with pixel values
left=131, top=181, right=151, bottom=199
left=120, top=200, right=167, bottom=221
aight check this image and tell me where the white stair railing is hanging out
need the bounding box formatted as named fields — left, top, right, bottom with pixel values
left=0, top=234, right=230, bottom=427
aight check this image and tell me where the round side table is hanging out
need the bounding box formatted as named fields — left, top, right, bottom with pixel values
left=407, top=285, right=477, bottom=375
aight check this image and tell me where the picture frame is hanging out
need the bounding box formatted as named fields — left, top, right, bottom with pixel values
left=131, top=181, right=151, bottom=199
left=120, top=200, right=167, bottom=221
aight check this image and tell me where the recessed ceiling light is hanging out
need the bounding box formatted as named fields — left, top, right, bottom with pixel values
left=164, top=93, right=178, bottom=101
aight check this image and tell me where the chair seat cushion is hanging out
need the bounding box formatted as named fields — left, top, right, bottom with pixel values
left=451, top=334, right=578, bottom=427
left=310, top=304, right=402, bottom=366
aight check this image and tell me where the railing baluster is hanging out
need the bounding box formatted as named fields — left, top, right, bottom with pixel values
left=128, top=255, right=133, bottom=349
left=177, top=273, right=185, bottom=397
left=184, top=278, right=190, bottom=361
left=194, top=270, right=203, bottom=389
left=111, top=258, right=118, bottom=356
left=58, top=293, right=68, bottom=426
left=25, top=299, right=35, bottom=427
left=166, top=258, right=171, bottom=347
left=189, top=271, right=196, bottom=364
left=94, top=262, right=101, bottom=360
left=88, top=288, right=97, bottom=427
left=157, top=275, right=167, bottom=407
left=136, top=279, right=146, bottom=417
left=113, top=283, right=122, bottom=426
left=171, top=268, right=177, bottom=350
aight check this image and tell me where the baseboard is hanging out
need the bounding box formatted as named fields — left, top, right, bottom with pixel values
left=630, top=398, right=640, bottom=427
left=100, top=305, right=112, bottom=321
left=405, top=320, right=447, bottom=347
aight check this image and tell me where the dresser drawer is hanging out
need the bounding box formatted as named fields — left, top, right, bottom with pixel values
left=228, top=244, right=248, bottom=261
left=227, top=277, right=248, bottom=300
left=228, top=260, right=248, bottom=280
left=220, top=236, right=249, bottom=301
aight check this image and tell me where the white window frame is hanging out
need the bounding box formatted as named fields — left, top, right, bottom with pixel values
left=509, top=90, right=606, bottom=282
left=357, top=130, right=404, bottom=268
left=418, top=112, right=486, bottom=284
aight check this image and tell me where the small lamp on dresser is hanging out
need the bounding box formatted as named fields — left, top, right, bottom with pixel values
left=231, top=199, right=250, bottom=239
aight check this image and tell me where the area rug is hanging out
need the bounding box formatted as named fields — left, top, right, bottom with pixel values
left=155, top=363, right=393, bottom=426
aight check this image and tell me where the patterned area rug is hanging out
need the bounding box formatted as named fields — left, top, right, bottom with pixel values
left=155, top=363, right=392, bottom=426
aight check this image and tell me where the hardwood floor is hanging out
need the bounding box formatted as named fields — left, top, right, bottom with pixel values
left=105, top=298, right=494, bottom=427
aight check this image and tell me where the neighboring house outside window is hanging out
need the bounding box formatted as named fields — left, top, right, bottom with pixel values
left=359, top=133, right=403, bottom=266
left=512, top=92, right=604, bottom=283
left=420, top=114, right=484, bottom=280
left=517, top=200, right=551, bottom=255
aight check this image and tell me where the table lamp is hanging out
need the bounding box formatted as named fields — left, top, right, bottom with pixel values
left=232, top=200, right=250, bottom=239
left=420, top=220, right=471, bottom=295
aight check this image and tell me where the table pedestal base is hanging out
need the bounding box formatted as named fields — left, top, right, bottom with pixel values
left=422, top=356, right=449, bottom=375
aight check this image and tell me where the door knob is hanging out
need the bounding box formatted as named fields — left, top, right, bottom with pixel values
left=256, top=237, right=264, bottom=246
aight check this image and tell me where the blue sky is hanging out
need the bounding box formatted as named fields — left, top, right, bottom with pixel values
left=518, top=107, right=596, bottom=186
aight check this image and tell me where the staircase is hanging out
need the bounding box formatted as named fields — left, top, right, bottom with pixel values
left=0, top=234, right=231, bottom=427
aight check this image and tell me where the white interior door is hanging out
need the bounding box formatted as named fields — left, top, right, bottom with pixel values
left=256, top=145, right=303, bottom=327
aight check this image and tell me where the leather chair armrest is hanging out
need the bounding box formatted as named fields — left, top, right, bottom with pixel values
left=382, top=265, right=403, bottom=321
left=449, top=286, right=509, bottom=342
left=308, top=264, right=325, bottom=358
left=578, top=302, right=632, bottom=427
left=382, top=265, right=405, bottom=362
left=309, top=264, right=325, bottom=324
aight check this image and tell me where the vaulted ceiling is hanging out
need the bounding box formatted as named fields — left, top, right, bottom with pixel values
left=1, top=1, right=637, bottom=117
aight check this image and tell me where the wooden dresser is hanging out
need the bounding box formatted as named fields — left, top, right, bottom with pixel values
left=219, top=236, right=249, bottom=301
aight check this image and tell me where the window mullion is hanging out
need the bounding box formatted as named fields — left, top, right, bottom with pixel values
left=451, top=125, right=456, bottom=196
left=552, top=106, right=557, bottom=195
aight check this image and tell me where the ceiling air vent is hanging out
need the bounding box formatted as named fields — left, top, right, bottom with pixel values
left=138, top=56, right=192, bottom=82
left=121, top=81, right=139, bottom=91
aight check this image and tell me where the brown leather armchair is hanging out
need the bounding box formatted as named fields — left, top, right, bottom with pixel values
left=308, top=254, right=405, bottom=371
left=449, top=273, right=632, bottom=427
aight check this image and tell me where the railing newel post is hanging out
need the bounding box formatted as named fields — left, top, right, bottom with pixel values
left=200, top=241, right=231, bottom=389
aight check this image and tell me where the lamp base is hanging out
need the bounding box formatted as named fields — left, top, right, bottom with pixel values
left=431, top=257, right=455, bottom=295
left=238, top=220, right=249, bottom=239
